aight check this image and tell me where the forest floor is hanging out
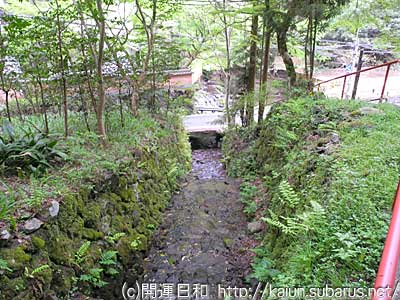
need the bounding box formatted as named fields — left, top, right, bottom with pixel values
left=143, top=149, right=258, bottom=298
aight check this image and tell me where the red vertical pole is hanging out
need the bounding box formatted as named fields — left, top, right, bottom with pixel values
left=380, top=64, right=391, bottom=102
left=341, top=76, right=347, bottom=99
left=372, top=182, right=400, bottom=300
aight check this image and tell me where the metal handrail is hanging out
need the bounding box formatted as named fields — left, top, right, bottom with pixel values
left=315, top=59, right=400, bottom=100
left=372, top=182, right=400, bottom=300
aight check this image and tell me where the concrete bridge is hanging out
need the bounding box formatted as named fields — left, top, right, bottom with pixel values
left=183, top=113, right=226, bottom=133
left=183, top=113, right=225, bottom=149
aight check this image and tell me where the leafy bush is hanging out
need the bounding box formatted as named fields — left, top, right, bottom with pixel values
left=0, top=123, right=67, bottom=175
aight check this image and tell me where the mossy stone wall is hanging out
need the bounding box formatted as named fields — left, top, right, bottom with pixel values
left=0, top=126, right=191, bottom=300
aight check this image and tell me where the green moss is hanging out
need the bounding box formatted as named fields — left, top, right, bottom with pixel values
left=47, top=232, right=74, bottom=265
left=80, top=202, right=101, bottom=228
left=116, top=237, right=133, bottom=265
left=120, top=188, right=133, bottom=201
left=0, top=246, right=31, bottom=271
left=31, top=236, right=46, bottom=250
left=112, top=215, right=131, bottom=232
left=30, top=257, right=53, bottom=286
left=82, top=228, right=104, bottom=241
left=0, top=276, right=27, bottom=300
left=52, top=266, right=75, bottom=295
left=223, top=238, right=234, bottom=248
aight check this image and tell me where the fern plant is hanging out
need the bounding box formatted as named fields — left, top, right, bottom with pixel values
left=24, top=264, right=50, bottom=278
left=278, top=180, right=300, bottom=208
left=99, top=250, right=119, bottom=277
left=105, top=232, right=126, bottom=244
left=130, top=238, right=142, bottom=250
left=263, top=210, right=308, bottom=236
left=0, top=258, right=12, bottom=272
left=99, top=251, right=117, bottom=266
left=79, top=268, right=107, bottom=288
left=0, top=187, right=16, bottom=223
left=75, top=241, right=91, bottom=265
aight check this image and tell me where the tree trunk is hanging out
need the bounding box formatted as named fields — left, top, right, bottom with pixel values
left=246, top=9, right=259, bottom=126
left=14, top=91, right=24, bottom=123
left=4, top=91, right=11, bottom=123
left=79, top=12, right=97, bottom=115
left=134, top=0, right=157, bottom=116
left=38, top=81, right=49, bottom=134
left=258, top=0, right=271, bottom=123
left=150, top=48, right=156, bottom=111
left=310, top=17, right=317, bottom=80
left=118, top=79, right=125, bottom=127
left=258, top=30, right=271, bottom=123
left=223, top=0, right=231, bottom=125
left=78, top=83, right=91, bottom=132
left=131, top=85, right=139, bottom=117
left=55, top=0, right=68, bottom=137
left=277, top=30, right=296, bottom=87
left=96, top=0, right=106, bottom=141
left=304, top=15, right=311, bottom=78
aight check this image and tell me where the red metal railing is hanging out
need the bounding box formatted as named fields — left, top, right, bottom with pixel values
left=315, top=59, right=400, bottom=101
left=372, top=182, right=400, bottom=300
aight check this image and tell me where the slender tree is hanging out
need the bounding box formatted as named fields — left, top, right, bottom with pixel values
left=54, top=0, right=69, bottom=137
left=246, top=0, right=259, bottom=126
left=258, top=0, right=271, bottom=123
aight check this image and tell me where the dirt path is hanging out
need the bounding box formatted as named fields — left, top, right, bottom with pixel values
left=143, top=149, right=256, bottom=298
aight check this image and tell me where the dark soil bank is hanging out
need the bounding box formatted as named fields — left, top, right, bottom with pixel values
left=143, top=149, right=256, bottom=298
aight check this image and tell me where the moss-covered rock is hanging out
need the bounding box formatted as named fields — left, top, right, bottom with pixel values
left=0, top=246, right=31, bottom=271
left=82, top=228, right=104, bottom=241
left=31, top=236, right=46, bottom=250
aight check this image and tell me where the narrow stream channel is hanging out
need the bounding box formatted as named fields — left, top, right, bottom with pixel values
left=142, top=149, right=256, bottom=298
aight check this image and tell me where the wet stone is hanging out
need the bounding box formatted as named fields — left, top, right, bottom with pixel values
left=143, top=149, right=256, bottom=297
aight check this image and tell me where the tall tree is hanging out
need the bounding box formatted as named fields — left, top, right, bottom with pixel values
left=274, top=1, right=297, bottom=87
left=95, top=0, right=107, bottom=140
left=54, top=0, right=70, bottom=137
left=258, top=0, right=271, bottom=123
left=78, top=0, right=108, bottom=140
left=222, top=0, right=232, bottom=124
left=246, top=0, right=259, bottom=126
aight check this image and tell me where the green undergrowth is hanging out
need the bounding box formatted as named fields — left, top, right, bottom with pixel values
left=0, top=111, right=191, bottom=226
left=0, top=110, right=191, bottom=299
left=223, top=97, right=400, bottom=287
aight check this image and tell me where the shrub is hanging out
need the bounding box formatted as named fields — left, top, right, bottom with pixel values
left=0, top=123, right=67, bottom=175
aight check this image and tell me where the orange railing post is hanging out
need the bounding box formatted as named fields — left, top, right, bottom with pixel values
left=341, top=76, right=347, bottom=99
left=380, top=64, right=392, bottom=102
left=372, top=182, right=400, bottom=300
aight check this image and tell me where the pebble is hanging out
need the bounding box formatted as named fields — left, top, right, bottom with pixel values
left=23, top=218, right=43, bottom=233
left=247, top=221, right=264, bottom=234
left=49, top=201, right=60, bottom=218
left=0, top=229, right=11, bottom=240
